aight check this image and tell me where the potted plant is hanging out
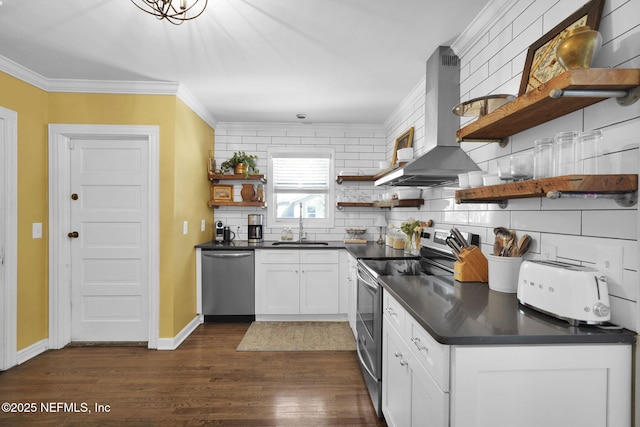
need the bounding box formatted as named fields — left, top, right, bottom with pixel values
left=220, top=151, right=259, bottom=177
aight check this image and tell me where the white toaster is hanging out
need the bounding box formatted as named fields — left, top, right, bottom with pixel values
left=517, top=260, right=611, bottom=326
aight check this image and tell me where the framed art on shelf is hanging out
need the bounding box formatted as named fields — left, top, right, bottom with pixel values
left=517, top=0, right=604, bottom=96
left=211, top=184, right=234, bottom=202
left=391, top=127, right=415, bottom=167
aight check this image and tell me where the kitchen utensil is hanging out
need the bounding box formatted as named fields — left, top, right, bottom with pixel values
left=493, top=227, right=511, bottom=256
left=446, top=236, right=462, bottom=254
left=451, top=227, right=467, bottom=248
left=493, top=239, right=503, bottom=256
left=515, top=234, right=532, bottom=257
left=395, top=188, right=421, bottom=200
left=502, top=231, right=517, bottom=257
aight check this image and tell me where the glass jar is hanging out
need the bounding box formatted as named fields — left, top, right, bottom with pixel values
left=576, top=130, right=604, bottom=174
left=553, top=131, right=578, bottom=176
left=533, top=138, right=554, bottom=179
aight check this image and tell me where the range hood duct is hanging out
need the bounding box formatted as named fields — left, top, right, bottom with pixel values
left=375, top=46, right=480, bottom=187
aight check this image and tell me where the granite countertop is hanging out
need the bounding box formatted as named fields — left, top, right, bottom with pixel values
left=380, top=274, right=636, bottom=346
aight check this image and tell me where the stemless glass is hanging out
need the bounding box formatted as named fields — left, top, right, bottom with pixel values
left=553, top=131, right=578, bottom=176
left=510, top=153, right=533, bottom=181
left=533, top=137, right=554, bottom=179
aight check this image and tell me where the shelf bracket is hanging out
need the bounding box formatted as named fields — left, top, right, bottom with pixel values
left=546, top=191, right=637, bottom=207
left=336, top=177, right=344, bottom=185
left=549, top=87, right=640, bottom=106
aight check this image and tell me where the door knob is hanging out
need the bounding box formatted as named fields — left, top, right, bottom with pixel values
left=71, top=193, right=79, bottom=200
left=68, top=231, right=79, bottom=238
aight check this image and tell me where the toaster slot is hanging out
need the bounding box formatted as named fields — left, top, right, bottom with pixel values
left=594, top=275, right=601, bottom=300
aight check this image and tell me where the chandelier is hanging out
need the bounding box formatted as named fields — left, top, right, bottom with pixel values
left=131, top=0, right=208, bottom=25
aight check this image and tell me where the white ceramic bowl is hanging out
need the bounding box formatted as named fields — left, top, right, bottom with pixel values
left=483, top=174, right=501, bottom=186
left=395, top=188, right=421, bottom=200
left=379, top=160, right=391, bottom=170
left=458, top=173, right=470, bottom=189
left=396, top=147, right=413, bottom=162
left=468, top=171, right=484, bottom=188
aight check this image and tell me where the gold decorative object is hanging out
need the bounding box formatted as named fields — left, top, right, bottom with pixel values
left=453, top=94, right=515, bottom=118
left=556, top=26, right=602, bottom=70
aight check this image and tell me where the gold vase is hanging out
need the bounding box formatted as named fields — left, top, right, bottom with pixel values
left=234, top=163, right=246, bottom=175
left=556, top=26, right=602, bottom=70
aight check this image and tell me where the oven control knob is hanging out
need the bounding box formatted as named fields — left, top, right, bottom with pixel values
left=593, top=303, right=610, bottom=317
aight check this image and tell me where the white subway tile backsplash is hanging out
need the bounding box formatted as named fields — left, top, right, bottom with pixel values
left=512, top=210, right=582, bottom=234
left=582, top=210, right=638, bottom=239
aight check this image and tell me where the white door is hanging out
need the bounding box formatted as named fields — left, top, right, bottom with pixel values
left=0, top=106, right=17, bottom=370
left=69, top=138, right=149, bottom=341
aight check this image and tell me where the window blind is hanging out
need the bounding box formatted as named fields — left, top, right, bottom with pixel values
left=272, top=157, right=330, bottom=190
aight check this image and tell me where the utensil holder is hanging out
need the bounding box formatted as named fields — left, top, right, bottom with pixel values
left=454, top=246, right=488, bottom=283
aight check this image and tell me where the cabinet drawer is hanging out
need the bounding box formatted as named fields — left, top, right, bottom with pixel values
left=407, top=317, right=450, bottom=391
left=300, top=250, right=339, bottom=264
left=256, top=249, right=300, bottom=264
left=383, top=291, right=406, bottom=334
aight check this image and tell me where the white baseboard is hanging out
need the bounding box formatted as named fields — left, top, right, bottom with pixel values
left=156, top=314, right=203, bottom=351
left=16, top=338, right=49, bottom=365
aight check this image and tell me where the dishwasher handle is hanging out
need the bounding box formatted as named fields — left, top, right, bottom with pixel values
left=202, top=251, right=253, bottom=259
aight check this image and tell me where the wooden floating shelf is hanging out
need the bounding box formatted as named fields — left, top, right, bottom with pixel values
left=455, top=175, right=637, bottom=204
left=208, top=173, right=266, bottom=181
left=457, top=69, right=640, bottom=143
left=336, top=199, right=424, bottom=209
left=208, top=201, right=266, bottom=208
left=335, top=175, right=376, bottom=184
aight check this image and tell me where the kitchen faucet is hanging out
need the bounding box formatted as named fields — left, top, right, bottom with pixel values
left=298, top=202, right=306, bottom=242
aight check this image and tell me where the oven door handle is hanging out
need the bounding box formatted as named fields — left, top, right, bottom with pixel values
left=357, top=267, right=378, bottom=291
left=356, top=342, right=377, bottom=380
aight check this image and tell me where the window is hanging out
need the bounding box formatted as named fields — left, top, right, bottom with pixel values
left=267, top=147, right=334, bottom=228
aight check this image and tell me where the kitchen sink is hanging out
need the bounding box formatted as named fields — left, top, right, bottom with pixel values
left=271, top=241, right=329, bottom=246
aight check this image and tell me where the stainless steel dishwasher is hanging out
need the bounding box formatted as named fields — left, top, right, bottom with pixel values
left=201, top=250, right=255, bottom=322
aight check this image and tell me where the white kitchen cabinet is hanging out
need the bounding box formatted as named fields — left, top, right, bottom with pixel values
left=382, top=292, right=449, bottom=427
left=382, top=291, right=630, bottom=427
left=255, top=249, right=342, bottom=318
left=345, top=252, right=358, bottom=336
left=450, top=344, right=631, bottom=427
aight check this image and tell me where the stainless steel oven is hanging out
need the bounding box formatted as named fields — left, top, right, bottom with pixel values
left=354, top=227, right=479, bottom=418
left=356, top=258, right=421, bottom=418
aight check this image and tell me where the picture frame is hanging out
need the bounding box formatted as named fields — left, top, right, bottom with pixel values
left=391, top=127, right=415, bottom=167
left=517, top=0, right=604, bottom=96
left=211, top=184, right=234, bottom=202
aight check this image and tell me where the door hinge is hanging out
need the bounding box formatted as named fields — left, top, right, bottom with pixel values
left=0, top=248, right=4, bottom=266
left=67, top=140, right=75, bottom=150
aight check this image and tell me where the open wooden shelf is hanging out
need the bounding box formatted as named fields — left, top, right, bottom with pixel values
left=208, top=173, right=266, bottom=182
left=336, top=199, right=424, bottom=209
left=208, top=200, right=266, bottom=208
left=456, top=69, right=640, bottom=143
left=455, top=174, right=637, bottom=204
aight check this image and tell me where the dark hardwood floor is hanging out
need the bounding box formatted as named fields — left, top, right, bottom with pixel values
left=0, top=323, right=387, bottom=426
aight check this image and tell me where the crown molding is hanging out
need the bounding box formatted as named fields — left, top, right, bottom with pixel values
left=451, top=0, right=515, bottom=58
left=216, top=121, right=386, bottom=133
left=0, top=54, right=219, bottom=129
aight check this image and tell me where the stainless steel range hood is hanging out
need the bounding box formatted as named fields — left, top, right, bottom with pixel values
left=375, top=46, right=479, bottom=187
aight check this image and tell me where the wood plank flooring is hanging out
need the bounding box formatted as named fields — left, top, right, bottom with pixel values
left=0, top=323, right=387, bottom=426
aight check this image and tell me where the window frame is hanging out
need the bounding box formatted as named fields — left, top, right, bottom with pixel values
left=267, top=146, right=335, bottom=229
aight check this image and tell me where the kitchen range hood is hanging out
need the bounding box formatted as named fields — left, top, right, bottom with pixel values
left=375, top=46, right=480, bottom=187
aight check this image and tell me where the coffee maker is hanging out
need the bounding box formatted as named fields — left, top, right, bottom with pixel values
left=248, top=214, right=263, bottom=243
left=215, top=221, right=224, bottom=243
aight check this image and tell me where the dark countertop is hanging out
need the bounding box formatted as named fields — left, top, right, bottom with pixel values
left=195, top=240, right=416, bottom=258
left=380, top=274, right=636, bottom=346
left=195, top=240, right=347, bottom=250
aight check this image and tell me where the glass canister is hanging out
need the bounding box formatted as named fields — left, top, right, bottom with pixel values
left=533, top=137, right=554, bottom=179
left=576, top=130, right=604, bottom=174
left=553, top=131, right=578, bottom=176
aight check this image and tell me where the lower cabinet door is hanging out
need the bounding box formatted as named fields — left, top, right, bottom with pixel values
left=382, top=317, right=411, bottom=427
left=300, top=263, right=339, bottom=314
left=410, top=359, right=449, bottom=427
left=258, top=264, right=299, bottom=314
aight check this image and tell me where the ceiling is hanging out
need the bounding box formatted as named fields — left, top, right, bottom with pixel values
left=0, top=0, right=490, bottom=125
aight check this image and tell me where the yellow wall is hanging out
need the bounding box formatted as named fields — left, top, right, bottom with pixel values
left=0, top=73, right=49, bottom=350
left=2, top=72, right=214, bottom=348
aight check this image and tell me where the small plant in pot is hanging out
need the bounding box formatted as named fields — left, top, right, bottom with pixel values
left=220, top=151, right=259, bottom=178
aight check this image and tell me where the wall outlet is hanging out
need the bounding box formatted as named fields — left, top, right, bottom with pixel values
left=596, top=246, right=623, bottom=286
left=541, top=245, right=556, bottom=261
left=201, top=219, right=206, bottom=232
left=32, top=222, right=42, bottom=239
left=183, top=221, right=188, bottom=235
